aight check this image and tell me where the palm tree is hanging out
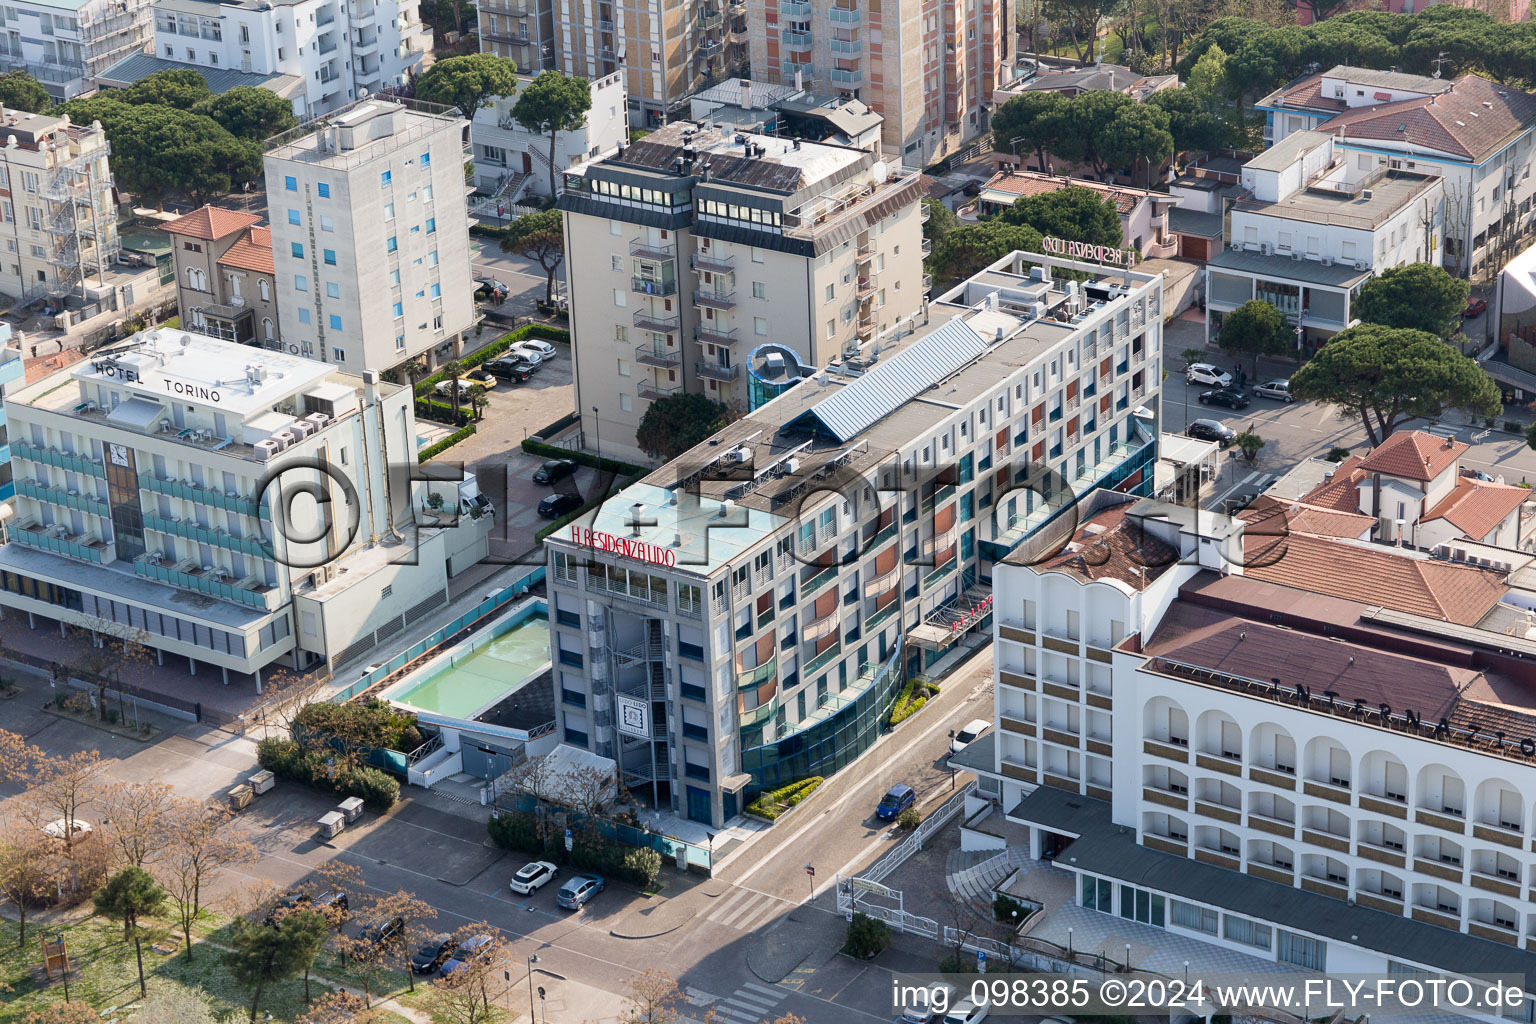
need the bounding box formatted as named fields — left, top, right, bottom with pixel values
left=440, top=360, right=463, bottom=423
left=466, top=383, right=487, bottom=422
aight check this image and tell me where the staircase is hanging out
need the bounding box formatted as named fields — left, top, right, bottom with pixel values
left=946, top=846, right=1032, bottom=909
left=470, top=170, right=530, bottom=217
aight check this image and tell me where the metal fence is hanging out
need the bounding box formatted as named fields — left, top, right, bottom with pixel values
left=861, top=781, right=975, bottom=883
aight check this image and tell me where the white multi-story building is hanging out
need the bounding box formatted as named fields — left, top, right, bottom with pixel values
left=559, top=120, right=927, bottom=465
left=1258, top=65, right=1536, bottom=277
left=1205, top=130, right=1445, bottom=349
left=543, top=248, right=1162, bottom=827
left=0, top=110, right=118, bottom=308
left=971, top=490, right=1536, bottom=992
left=99, top=0, right=429, bottom=119
left=263, top=97, right=476, bottom=375
left=469, top=69, right=628, bottom=203
left=0, top=0, right=152, bottom=100
left=0, top=327, right=493, bottom=685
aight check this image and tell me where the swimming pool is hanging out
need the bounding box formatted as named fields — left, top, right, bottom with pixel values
left=383, top=599, right=550, bottom=720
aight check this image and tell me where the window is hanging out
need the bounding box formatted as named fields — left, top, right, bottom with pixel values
left=1276, top=931, right=1326, bottom=971
left=389, top=269, right=400, bottom=285
left=753, top=281, right=766, bottom=299
left=1170, top=901, right=1218, bottom=935
left=1224, top=917, right=1272, bottom=950
left=328, top=314, right=342, bottom=330
left=323, top=249, right=336, bottom=266
left=826, top=319, right=835, bottom=338
left=384, top=203, right=395, bottom=219
left=294, top=275, right=308, bottom=291
left=291, top=242, right=304, bottom=258
left=258, top=279, right=269, bottom=301
left=317, top=182, right=330, bottom=198
left=288, top=209, right=300, bottom=225
left=825, top=283, right=835, bottom=301
left=386, top=236, right=397, bottom=253
left=612, top=255, right=622, bottom=271
left=392, top=301, right=403, bottom=317
left=320, top=215, right=333, bottom=232
left=298, top=308, right=311, bottom=324
left=285, top=175, right=297, bottom=191
left=380, top=170, right=392, bottom=186
left=426, top=217, right=436, bottom=234
left=427, top=250, right=438, bottom=267
left=333, top=348, right=345, bottom=361
left=326, top=282, right=340, bottom=298
left=430, top=283, right=441, bottom=298
left=419, top=151, right=430, bottom=166
left=617, top=358, right=631, bottom=377
left=755, top=317, right=769, bottom=336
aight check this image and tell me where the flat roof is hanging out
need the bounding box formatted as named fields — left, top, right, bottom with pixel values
left=1238, top=169, right=1441, bottom=230
left=1243, top=129, right=1331, bottom=172
left=97, top=52, right=303, bottom=97
left=1206, top=247, right=1372, bottom=289
left=613, top=120, right=867, bottom=193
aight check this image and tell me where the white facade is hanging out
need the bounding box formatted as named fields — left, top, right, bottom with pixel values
left=263, top=97, right=476, bottom=375
left=0, top=0, right=151, bottom=100
left=470, top=69, right=628, bottom=200
left=145, top=0, right=429, bottom=118
left=0, top=327, right=493, bottom=682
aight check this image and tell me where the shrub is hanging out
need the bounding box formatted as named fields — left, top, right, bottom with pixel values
left=257, top=735, right=401, bottom=810
left=993, top=893, right=1028, bottom=923
left=745, top=777, right=823, bottom=819
left=937, top=952, right=974, bottom=974
left=888, top=677, right=935, bottom=726
left=621, top=847, right=663, bottom=890
left=842, top=913, right=890, bottom=958
left=1506, top=421, right=1523, bottom=434
left=487, top=811, right=544, bottom=854
left=1325, top=446, right=1352, bottom=463
left=419, top=424, right=477, bottom=463
left=293, top=698, right=422, bottom=754
left=257, top=736, right=303, bottom=775
left=348, top=766, right=400, bottom=811
left=895, top=807, right=921, bottom=831
left=521, top=438, right=644, bottom=476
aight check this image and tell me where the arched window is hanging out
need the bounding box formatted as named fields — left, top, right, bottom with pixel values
left=259, top=278, right=270, bottom=301
left=185, top=266, right=206, bottom=291
left=262, top=317, right=274, bottom=340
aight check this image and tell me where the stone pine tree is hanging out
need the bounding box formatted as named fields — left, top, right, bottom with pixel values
left=512, top=71, right=592, bottom=199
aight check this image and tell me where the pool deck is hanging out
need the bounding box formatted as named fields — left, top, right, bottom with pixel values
left=382, top=598, right=552, bottom=724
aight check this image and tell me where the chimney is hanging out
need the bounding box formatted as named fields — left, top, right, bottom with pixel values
left=363, top=368, right=381, bottom=406
left=739, top=78, right=753, bottom=110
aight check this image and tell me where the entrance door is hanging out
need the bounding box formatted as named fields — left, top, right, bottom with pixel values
left=521, top=151, right=533, bottom=174
left=686, top=785, right=712, bottom=824
left=722, top=790, right=738, bottom=821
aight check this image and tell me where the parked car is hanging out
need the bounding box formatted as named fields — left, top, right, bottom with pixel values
left=264, top=889, right=348, bottom=926
left=532, top=459, right=577, bottom=484
left=556, top=872, right=606, bottom=910
left=41, top=818, right=92, bottom=841
left=514, top=339, right=558, bottom=360
left=1199, top=387, right=1251, bottom=410
left=435, top=377, right=492, bottom=398
left=508, top=342, right=547, bottom=365
left=410, top=935, right=456, bottom=975
left=1464, top=297, right=1488, bottom=317
left=1252, top=379, right=1294, bottom=402
left=357, top=914, right=404, bottom=950
left=1186, top=419, right=1237, bottom=447
left=538, top=492, right=584, bottom=519
left=509, top=860, right=559, bottom=895
left=876, top=784, right=917, bottom=821
left=897, top=982, right=957, bottom=1024
left=1463, top=467, right=1497, bottom=482
left=1186, top=363, right=1233, bottom=388
left=484, top=357, right=537, bottom=382
left=949, top=719, right=991, bottom=754
left=477, top=277, right=509, bottom=296
left=943, top=996, right=990, bottom=1024
left=440, top=933, right=497, bottom=975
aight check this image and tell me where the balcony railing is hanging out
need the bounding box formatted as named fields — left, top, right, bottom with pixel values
left=696, top=360, right=740, bottom=381
left=692, top=250, right=735, bottom=274
left=780, top=0, right=811, bottom=14
left=635, top=342, right=682, bottom=368
left=135, top=558, right=271, bottom=608
left=804, top=639, right=842, bottom=677
left=803, top=563, right=838, bottom=596
left=14, top=479, right=108, bottom=517
left=12, top=441, right=105, bottom=478
left=14, top=522, right=106, bottom=562
left=631, top=276, right=677, bottom=297
left=829, top=7, right=860, bottom=23
left=141, top=474, right=268, bottom=519
left=830, top=37, right=859, bottom=53
left=830, top=67, right=862, bottom=85
left=637, top=379, right=682, bottom=401
left=143, top=515, right=272, bottom=559
left=630, top=237, right=676, bottom=262
left=920, top=483, right=955, bottom=515
left=693, top=289, right=736, bottom=310
left=863, top=565, right=901, bottom=597
left=803, top=607, right=840, bottom=642
left=866, top=600, right=900, bottom=632
left=782, top=29, right=812, bottom=48
left=923, top=558, right=957, bottom=589
left=781, top=60, right=813, bottom=80
left=695, top=324, right=738, bottom=346
left=632, top=309, right=679, bottom=334
left=738, top=653, right=777, bottom=689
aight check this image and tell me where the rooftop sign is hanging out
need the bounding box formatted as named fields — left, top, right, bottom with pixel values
left=1042, top=236, right=1137, bottom=267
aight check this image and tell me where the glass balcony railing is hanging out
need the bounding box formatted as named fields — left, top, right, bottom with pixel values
left=802, top=564, right=837, bottom=596
left=737, top=653, right=778, bottom=689
left=135, top=558, right=272, bottom=608
left=782, top=29, right=812, bottom=47
left=830, top=67, right=861, bottom=85
left=923, top=559, right=957, bottom=589
left=740, top=694, right=779, bottom=728
left=14, top=479, right=107, bottom=516
left=919, top=483, right=955, bottom=515
left=866, top=601, right=900, bottom=632
left=12, top=441, right=105, bottom=478
left=142, top=514, right=272, bottom=559
left=631, top=276, right=677, bottom=297
left=140, top=474, right=268, bottom=520
left=829, top=7, right=860, bottom=23
left=14, top=524, right=106, bottom=562
left=804, top=639, right=842, bottom=677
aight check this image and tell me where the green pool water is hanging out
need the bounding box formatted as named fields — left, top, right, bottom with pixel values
left=388, top=611, right=550, bottom=719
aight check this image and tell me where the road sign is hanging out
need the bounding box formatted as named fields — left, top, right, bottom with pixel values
left=564, top=828, right=573, bottom=852
left=805, top=864, right=815, bottom=876
left=845, top=910, right=854, bottom=923
left=977, top=951, right=987, bottom=975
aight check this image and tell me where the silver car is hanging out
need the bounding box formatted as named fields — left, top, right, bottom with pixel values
left=1252, top=379, right=1294, bottom=402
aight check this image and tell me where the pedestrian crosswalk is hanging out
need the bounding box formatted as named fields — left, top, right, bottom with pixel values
left=710, top=981, right=787, bottom=1024
left=703, top=887, right=792, bottom=934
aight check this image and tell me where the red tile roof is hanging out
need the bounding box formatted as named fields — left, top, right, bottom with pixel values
left=1423, top=478, right=1529, bottom=541
left=1297, top=454, right=1366, bottom=512
left=159, top=205, right=261, bottom=242
left=1357, top=429, right=1467, bottom=482
left=1318, top=75, right=1536, bottom=162
left=979, top=170, right=1165, bottom=216
left=1239, top=494, right=1375, bottom=540
left=1240, top=532, right=1507, bottom=626
left=1266, top=76, right=1348, bottom=115
left=217, top=225, right=273, bottom=275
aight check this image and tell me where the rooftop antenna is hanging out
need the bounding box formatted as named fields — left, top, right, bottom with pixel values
left=1431, top=52, right=1450, bottom=79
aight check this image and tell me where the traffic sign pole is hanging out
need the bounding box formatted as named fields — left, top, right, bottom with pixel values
left=804, top=863, right=815, bottom=902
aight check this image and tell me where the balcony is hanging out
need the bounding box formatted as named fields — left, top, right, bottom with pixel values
left=143, top=515, right=271, bottom=559
left=1142, top=786, right=1186, bottom=811
left=696, top=39, right=723, bottom=59
left=740, top=695, right=779, bottom=729
left=830, top=67, right=862, bottom=86
left=781, top=60, right=813, bottom=80
left=803, top=607, right=839, bottom=642
left=630, top=237, right=676, bottom=263
left=1248, top=765, right=1296, bottom=790
left=1303, top=779, right=1351, bottom=804
left=1415, top=808, right=1467, bottom=834
left=1413, top=858, right=1464, bottom=883
left=635, top=342, right=681, bottom=368
left=863, top=564, right=900, bottom=597
left=13, top=441, right=104, bottom=478
left=1247, top=812, right=1294, bottom=838
left=695, top=360, right=740, bottom=382
left=140, top=474, right=267, bottom=520
left=737, top=653, right=777, bottom=689
left=1470, top=870, right=1522, bottom=899
left=14, top=522, right=107, bottom=563
left=695, top=325, right=738, bottom=348
left=1143, top=738, right=1190, bottom=763
left=631, top=276, right=677, bottom=297
left=919, top=483, right=955, bottom=515
left=780, top=0, right=811, bottom=14
left=480, top=0, right=533, bottom=13
left=781, top=29, right=812, bottom=48
left=692, top=250, right=735, bottom=274
left=804, top=639, right=842, bottom=677
left=1195, top=751, right=1242, bottom=777
left=632, top=309, right=679, bottom=334
left=922, top=558, right=956, bottom=589
left=637, top=379, right=682, bottom=401
left=829, top=6, right=860, bottom=23
left=693, top=289, right=736, bottom=310
left=1300, top=827, right=1349, bottom=853
left=15, top=479, right=108, bottom=517
left=830, top=37, right=859, bottom=53
left=802, top=564, right=838, bottom=597
left=866, top=600, right=900, bottom=632
left=1356, top=840, right=1406, bottom=868
left=135, top=558, right=272, bottom=608
left=696, top=6, right=722, bottom=26
left=1472, top=821, right=1524, bottom=848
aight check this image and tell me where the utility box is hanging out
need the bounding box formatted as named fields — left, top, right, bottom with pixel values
left=317, top=811, right=345, bottom=838
left=249, top=770, right=275, bottom=795
left=228, top=784, right=252, bottom=811
left=338, top=797, right=364, bottom=823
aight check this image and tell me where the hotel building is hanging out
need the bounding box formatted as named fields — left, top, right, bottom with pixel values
left=0, top=328, right=492, bottom=684
left=973, top=490, right=1536, bottom=987
left=543, top=247, right=1162, bottom=827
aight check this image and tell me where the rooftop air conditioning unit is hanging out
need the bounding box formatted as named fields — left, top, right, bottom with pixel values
left=292, top=420, right=317, bottom=439
left=1292, top=252, right=1303, bottom=261
left=1259, top=242, right=1272, bottom=255
left=1361, top=189, right=1373, bottom=200
left=266, top=433, right=291, bottom=452
left=305, top=412, right=332, bottom=429
left=1321, top=257, right=1335, bottom=267
left=1355, top=260, right=1370, bottom=271
left=274, top=429, right=299, bottom=448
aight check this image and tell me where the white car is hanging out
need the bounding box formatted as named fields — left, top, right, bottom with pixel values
left=1252, top=379, right=1294, bottom=402
left=950, top=719, right=991, bottom=754
left=509, top=860, right=559, bottom=895
left=1186, top=363, right=1233, bottom=388
left=943, top=997, right=990, bottom=1024
left=897, top=982, right=957, bottom=1024
left=42, top=818, right=92, bottom=841
left=512, top=340, right=554, bottom=363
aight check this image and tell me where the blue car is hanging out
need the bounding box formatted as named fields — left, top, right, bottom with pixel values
left=876, top=784, right=916, bottom=821
left=556, top=872, right=606, bottom=910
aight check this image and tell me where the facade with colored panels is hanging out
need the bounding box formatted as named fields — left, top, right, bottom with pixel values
left=543, top=248, right=1161, bottom=828
left=0, top=326, right=23, bottom=502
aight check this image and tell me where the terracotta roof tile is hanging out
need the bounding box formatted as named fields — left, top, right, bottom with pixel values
left=979, top=170, right=1165, bottom=216
left=1357, top=429, right=1468, bottom=481
left=1317, top=75, right=1536, bottom=162
left=159, top=205, right=262, bottom=242
left=217, top=226, right=274, bottom=275
left=1297, top=454, right=1366, bottom=512
left=1423, top=478, right=1530, bottom=541
left=1239, top=494, right=1375, bottom=540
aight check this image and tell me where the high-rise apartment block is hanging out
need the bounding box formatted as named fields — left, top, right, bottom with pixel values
left=559, top=121, right=927, bottom=465
left=748, top=0, right=1013, bottom=164
left=263, top=98, right=476, bottom=375
left=0, top=0, right=152, bottom=100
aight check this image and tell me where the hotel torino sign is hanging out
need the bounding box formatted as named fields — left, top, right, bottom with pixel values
left=1042, top=236, right=1136, bottom=266
left=567, top=525, right=678, bottom=567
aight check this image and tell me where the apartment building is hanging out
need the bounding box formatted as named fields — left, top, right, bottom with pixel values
left=478, top=0, right=743, bottom=128
left=559, top=121, right=926, bottom=465
left=542, top=248, right=1162, bottom=827
left=0, top=324, right=24, bottom=502
left=263, top=97, right=476, bottom=375
left=0, top=327, right=493, bottom=684
left=748, top=0, right=1012, bottom=165
left=469, top=70, right=628, bottom=201
left=1206, top=130, right=1445, bottom=349
left=0, top=110, right=118, bottom=309
left=99, top=0, right=429, bottom=119
left=163, top=205, right=281, bottom=348
left=1258, top=66, right=1536, bottom=276
left=973, top=490, right=1536, bottom=989
left=688, top=78, right=884, bottom=152
left=976, top=170, right=1180, bottom=261
left=0, top=0, right=151, bottom=100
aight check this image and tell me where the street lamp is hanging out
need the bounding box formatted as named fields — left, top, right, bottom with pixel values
left=1067, top=926, right=1073, bottom=961
left=526, top=954, right=540, bottom=1024
left=1184, top=960, right=1190, bottom=984
left=947, top=731, right=957, bottom=789
left=591, top=405, right=602, bottom=461
left=1125, top=942, right=1132, bottom=974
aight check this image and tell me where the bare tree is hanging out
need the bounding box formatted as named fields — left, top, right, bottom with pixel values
left=0, top=728, right=37, bottom=782
left=155, top=800, right=259, bottom=957
left=0, top=819, right=65, bottom=947
left=133, top=988, right=219, bottom=1024
left=62, top=620, right=155, bottom=728
left=100, top=779, right=178, bottom=868
left=24, top=748, right=109, bottom=854
left=425, top=923, right=506, bottom=1024
left=252, top=666, right=324, bottom=735
left=298, top=992, right=389, bottom=1024
left=618, top=969, right=698, bottom=1024
left=366, top=888, right=437, bottom=993
left=502, top=752, right=564, bottom=845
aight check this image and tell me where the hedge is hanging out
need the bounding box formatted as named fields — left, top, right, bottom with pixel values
left=257, top=736, right=401, bottom=811
left=412, top=324, right=571, bottom=398
left=888, top=678, right=940, bottom=726
left=486, top=810, right=662, bottom=889
left=416, top=398, right=476, bottom=426
left=419, top=424, right=478, bottom=463
left=746, top=776, right=824, bottom=820
left=521, top=438, right=644, bottom=477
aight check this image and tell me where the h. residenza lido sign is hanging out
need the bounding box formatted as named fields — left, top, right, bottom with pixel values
left=1042, top=236, right=1137, bottom=267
